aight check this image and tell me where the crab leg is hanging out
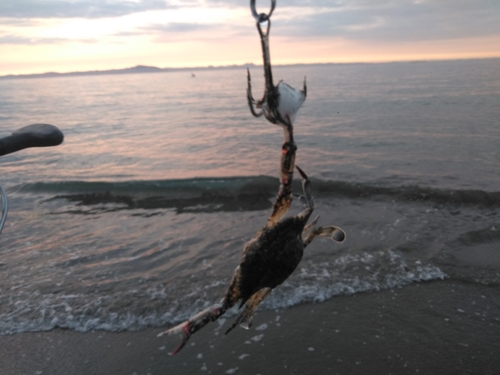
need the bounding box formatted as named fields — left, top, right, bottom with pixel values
left=158, top=262, right=249, bottom=355
left=157, top=302, right=227, bottom=355
left=295, top=166, right=347, bottom=246
left=267, top=124, right=297, bottom=226
left=225, top=287, right=272, bottom=335
left=302, top=215, right=320, bottom=234
left=303, top=226, right=346, bottom=247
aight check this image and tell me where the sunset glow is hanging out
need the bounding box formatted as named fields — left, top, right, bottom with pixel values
left=1, top=0, right=499, bottom=76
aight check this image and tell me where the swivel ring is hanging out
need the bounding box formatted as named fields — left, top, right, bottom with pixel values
left=250, top=0, right=276, bottom=23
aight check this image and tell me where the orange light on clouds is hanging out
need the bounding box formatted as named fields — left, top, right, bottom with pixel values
left=259, top=33, right=500, bottom=66
left=1, top=7, right=253, bottom=75
left=1, top=3, right=499, bottom=76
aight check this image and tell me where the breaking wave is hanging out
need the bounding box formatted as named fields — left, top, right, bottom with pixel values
left=0, top=249, right=446, bottom=335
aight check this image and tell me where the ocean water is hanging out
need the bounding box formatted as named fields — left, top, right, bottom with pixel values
left=0, top=59, right=499, bottom=335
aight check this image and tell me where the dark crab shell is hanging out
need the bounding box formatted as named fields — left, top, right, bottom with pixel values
left=237, top=214, right=311, bottom=305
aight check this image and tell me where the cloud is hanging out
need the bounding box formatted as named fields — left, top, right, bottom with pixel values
left=201, top=0, right=500, bottom=43
left=0, top=34, right=95, bottom=45
left=1, top=0, right=179, bottom=19
left=144, top=22, right=217, bottom=34
left=202, top=0, right=343, bottom=8
left=270, top=0, right=500, bottom=42
left=1, top=0, right=498, bottom=46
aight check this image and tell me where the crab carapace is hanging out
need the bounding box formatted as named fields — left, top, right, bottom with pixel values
left=158, top=0, right=346, bottom=355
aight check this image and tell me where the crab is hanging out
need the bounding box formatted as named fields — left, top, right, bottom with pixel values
left=157, top=0, right=346, bottom=355
left=158, top=160, right=345, bottom=355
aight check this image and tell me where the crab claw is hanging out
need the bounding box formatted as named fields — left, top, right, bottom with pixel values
left=296, top=165, right=313, bottom=208
left=158, top=303, right=224, bottom=355
left=225, top=287, right=271, bottom=335
left=157, top=320, right=192, bottom=355
left=302, top=215, right=320, bottom=234
left=225, top=309, right=252, bottom=335
left=317, top=226, right=346, bottom=243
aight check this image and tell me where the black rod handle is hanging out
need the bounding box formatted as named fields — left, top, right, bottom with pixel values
left=0, top=124, right=64, bottom=156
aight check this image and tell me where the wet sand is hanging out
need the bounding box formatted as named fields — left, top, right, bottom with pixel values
left=1, top=279, right=499, bottom=375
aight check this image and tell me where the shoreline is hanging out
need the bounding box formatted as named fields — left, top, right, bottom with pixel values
left=1, top=279, right=499, bottom=375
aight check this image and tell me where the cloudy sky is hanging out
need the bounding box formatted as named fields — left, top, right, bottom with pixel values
left=1, top=0, right=499, bottom=75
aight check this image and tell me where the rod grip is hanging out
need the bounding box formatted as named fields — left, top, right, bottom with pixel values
left=0, top=124, right=64, bottom=156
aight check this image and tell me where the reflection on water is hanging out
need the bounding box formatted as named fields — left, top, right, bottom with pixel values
left=0, top=59, right=499, bottom=334
left=1, top=59, right=500, bottom=190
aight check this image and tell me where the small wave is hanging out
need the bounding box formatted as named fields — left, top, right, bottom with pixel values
left=15, top=177, right=500, bottom=213
left=312, top=180, right=500, bottom=207
left=0, top=250, right=446, bottom=335
left=262, top=251, right=447, bottom=309
left=453, top=225, right=500, bottom=246
left=16, top=177, right=276, bottom=195
left=16, top=177, right=277, bottom=213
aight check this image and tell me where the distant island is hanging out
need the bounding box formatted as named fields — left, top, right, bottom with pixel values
left=0, top=63, right=268, bottom=80
left=2, top=58, right=496, bottom=80
left=0, top=61, right=377, bottom=80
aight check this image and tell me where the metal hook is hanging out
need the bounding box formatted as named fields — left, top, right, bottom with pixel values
left=250, top=0, right=276, bottom=23
left=246, top=68, right=264, bottom=118
left=247, top=0, right=305, bottom=128
left=247, top=0, right=276, bottom=122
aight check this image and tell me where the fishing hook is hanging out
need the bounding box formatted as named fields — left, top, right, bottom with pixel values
left=247, top=0, right=306, bottom=129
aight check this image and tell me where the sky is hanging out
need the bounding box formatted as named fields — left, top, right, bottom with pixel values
left=1, top=0, right=500, bottom=75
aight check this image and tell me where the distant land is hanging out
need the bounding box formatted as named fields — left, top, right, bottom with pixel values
left=0, top=63, right=265, bottom=80
left=1, top=58, right=497, bottom=80
left=0, top=61, right=408, bottom=80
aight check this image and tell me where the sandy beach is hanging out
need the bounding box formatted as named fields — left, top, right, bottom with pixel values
left=1, top=279, right=498, bottom=375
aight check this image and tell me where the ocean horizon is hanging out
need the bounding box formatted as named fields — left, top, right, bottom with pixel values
left=2, top=57, right=499, bottom=80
